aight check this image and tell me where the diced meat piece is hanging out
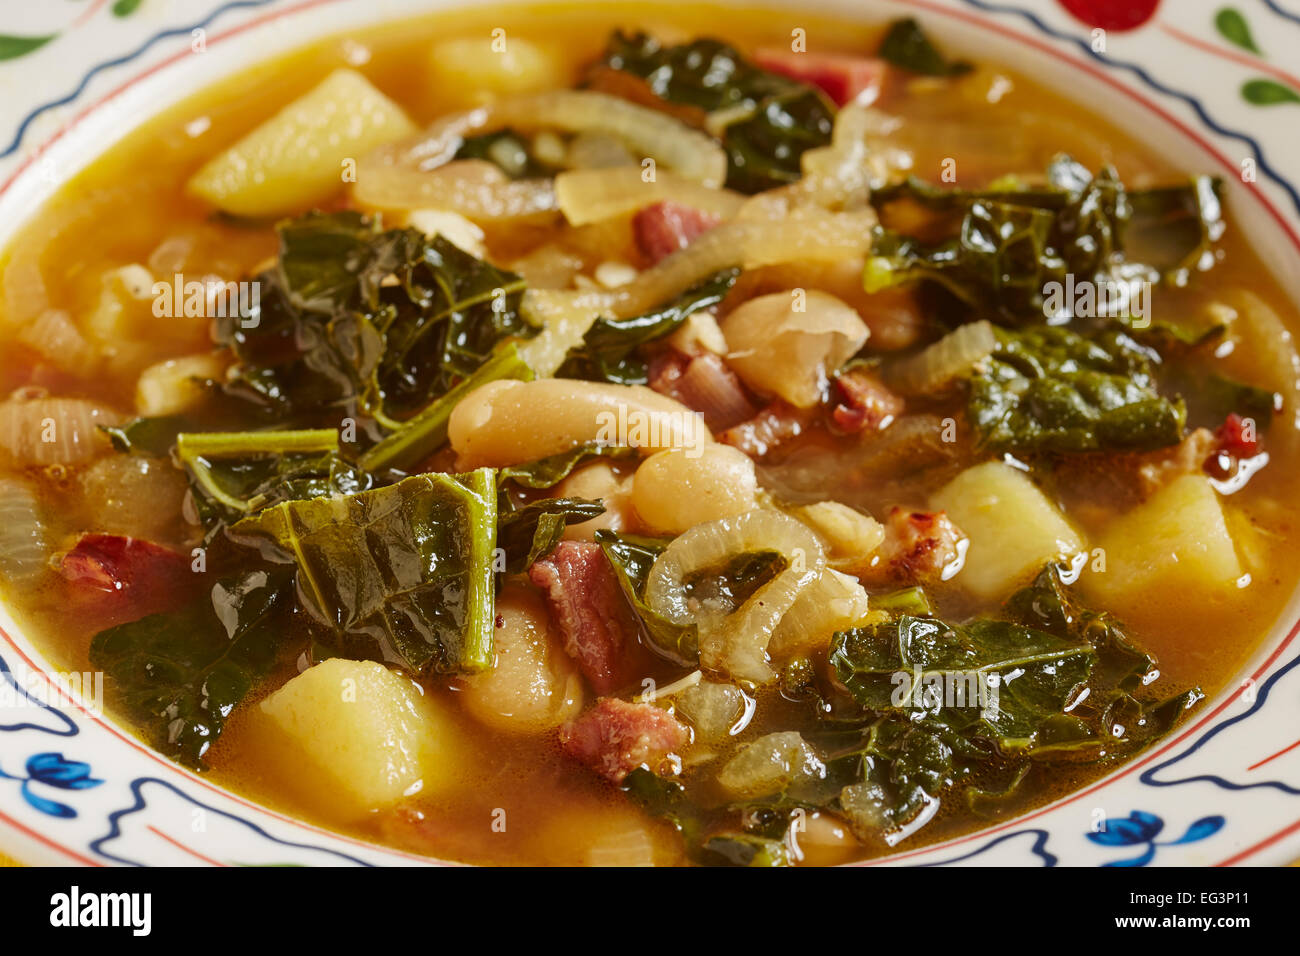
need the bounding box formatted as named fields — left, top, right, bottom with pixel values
left=718, top=401, right=814, bottom=458
left=861, top=507, right=964, bottom=585
left=753, top=49, right=888, bottom=106
left=649, top=350, right=756, bottom=433
left=633, top=201, right=720, bottom=265
left=528, top=541, right=654, bottom=694
left=560, top=697, right=689, bottom=783
left=1215, top=413, right=1263, bottom=459
left=832, top=366, right=904, bottom=433
left=1135, top=428, right=1216, bottom=496
left=59, top=533, right=194, bottom=617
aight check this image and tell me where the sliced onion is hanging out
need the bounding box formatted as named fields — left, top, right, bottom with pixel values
left=555, top=167, right=744, bottom=226
left=716, top=731, right=826, bottom=799
left=0, top=476, right=50, bottom=587
left=768, top=568, right=871, bottom=660
left=645, top=510, right=824, bottom=685
left=17, top=310, right=98, bottom=376
left=363, top=90, right=727, bottom=186
left=0, top=395, right=119, bottom=467
left=722, top=290, right=869, bottom=409
left=673, top=679, right=751, bottom=743
left=519, top=211, right=874, bottom=376
left=885, top=320, right=997, bottom=396
left=354, top=159, right=557, bottom=222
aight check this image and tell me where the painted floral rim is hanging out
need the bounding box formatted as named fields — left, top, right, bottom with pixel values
left=0, top=0, right=1298, bottom=867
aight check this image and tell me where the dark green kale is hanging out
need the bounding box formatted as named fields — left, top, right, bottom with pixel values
left=968, top=325, right=1187, bottom=453
left=216, top=211, right=535, bottom=428
left=866, top=156, right=1225, bottom=328
left=556, top=269, right=739, bottom=385
left=89, top=565, right=297, bottom=769
left=453, top=129, right=559, bottom=178
left=877, top=17, right=973, bottom=76
left=229, top=470, right=499, bottom=675
left=594, top=32, right=835, bottom=193
left=496, top=496, right=606, bottom=573
left=175, top=428, right=373, bottom=533
left=496, top=442, right=638, bottom=490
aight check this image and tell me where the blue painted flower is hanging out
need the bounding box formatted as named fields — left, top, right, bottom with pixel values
left=0, top=752, right=103, bottom=818
left=1087, top=810, right=1224, bottom=866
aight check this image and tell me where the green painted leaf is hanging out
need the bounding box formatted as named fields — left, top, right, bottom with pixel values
left=112, top=0, right=145, bottom=17
left=1214, top=8, right=1259, bottom=54
left=1242, top=78, right=1300, bottom=105
left=0, top=34, right=55, bottom=61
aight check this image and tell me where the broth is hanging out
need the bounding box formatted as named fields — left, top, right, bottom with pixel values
left=1, top=2, right=1297, bottom=866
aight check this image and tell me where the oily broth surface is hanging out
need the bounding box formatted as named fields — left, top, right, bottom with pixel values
left=1, top=1, right=1298, bottom=864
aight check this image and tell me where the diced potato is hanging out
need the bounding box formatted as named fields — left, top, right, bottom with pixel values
left=931, top=461, right=1084, bottom=600
left=253, top=659, right=462, bottom=821
left=427, top=36, right=568, bottom=110
left=1085, top=474, right=1242, bottom=607
left=187, top=69, right=417, bottom=217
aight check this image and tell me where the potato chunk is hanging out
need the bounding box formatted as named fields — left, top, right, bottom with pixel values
left=931, top=461, right=1083, bottom=599
left=187, top=69, right=416, bottom=217
left=254, top=659, right=460, bottom=821
left=1086, top=474, right=1242, bottom=607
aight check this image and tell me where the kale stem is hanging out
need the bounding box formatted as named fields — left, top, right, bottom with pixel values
left=360, top=344, right=534, bottom=474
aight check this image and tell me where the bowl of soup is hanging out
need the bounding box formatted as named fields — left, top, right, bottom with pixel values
left=0, top=0, right=1298, bottom=867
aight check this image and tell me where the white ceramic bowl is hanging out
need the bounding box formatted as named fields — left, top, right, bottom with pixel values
left=1, top=0, right=1298, bottom=867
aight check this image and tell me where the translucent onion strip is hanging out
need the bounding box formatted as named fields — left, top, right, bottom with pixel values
left=768, top=568, right=871, bottom=660
left=645, top=510, right=824, bottom=685
left=520, top=211, right=875, bottom=375
left=0, top=477, right=50, bottom=587
left=362, top=90, right=727, bottom=187
left=554, top=167, right=744, bottom=226
left=353, top=159, right=558, bottom=222
left=885, top=320, right=997, bottom=396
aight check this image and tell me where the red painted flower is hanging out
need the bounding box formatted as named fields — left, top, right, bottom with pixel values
left=1059, top=0, right=1161, bottom=32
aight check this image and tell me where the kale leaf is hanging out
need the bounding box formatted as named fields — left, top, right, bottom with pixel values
left=594, top=32, right=835, bottom=193
left=556, top=269, right=739, bottom=384
left=595, top=529, right=698, bottom=667
left=496, top=441, right=638, bottom=490
left=229, top=470, right=498, bottom=674
left=454, top=129, right=558, bottom=178
left=877, top=17, right=973, bottom=76
left=496, top=496, right=606, bottom=573
left=866, top=156, right=1225, bottom=327
left=175, top=428, right=373, bottom=532
left=217, top=211, right=535, bottom=427
left=89, top=565, right=297, bottom=769
left=968, top=325, right=1187, bottom=453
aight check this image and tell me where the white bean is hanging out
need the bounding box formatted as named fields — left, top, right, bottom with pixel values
left=457, top=587, right=582, bottom=734
left=631, top=444, right=757, bottom=535
left=448, top=378, right=710, bottom=468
